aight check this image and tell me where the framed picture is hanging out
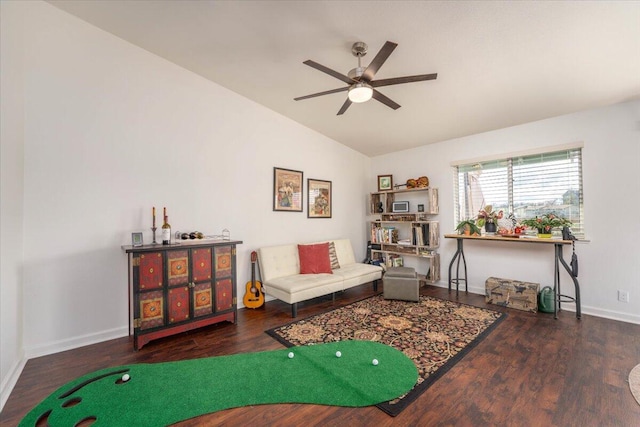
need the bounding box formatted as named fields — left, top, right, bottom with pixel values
left=378, top=174, right=393, bottom=191
left=132, top=232, right=143, bottom=247
left=273, top=167, right=303, bottom=212
left=308, top=179, right=332, bottom=218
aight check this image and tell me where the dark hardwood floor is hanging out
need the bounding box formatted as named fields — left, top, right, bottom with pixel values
left=2, top=284, right=640, bottom=426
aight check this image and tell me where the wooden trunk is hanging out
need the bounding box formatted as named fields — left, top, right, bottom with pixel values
left=485, top=276, right=539, bottom=313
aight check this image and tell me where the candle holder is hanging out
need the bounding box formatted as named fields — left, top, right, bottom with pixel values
left=151, top=227, right=157, bottom=244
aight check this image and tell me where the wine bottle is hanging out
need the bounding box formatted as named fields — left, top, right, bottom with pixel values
left=162, top=213, right=171, bottom=245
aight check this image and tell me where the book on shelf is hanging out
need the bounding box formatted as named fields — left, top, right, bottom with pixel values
left=411, top=223, right=430, bottom=246
left=370, top=224, right=399, bottom=244
left=382, top=253, right=403, bottom=268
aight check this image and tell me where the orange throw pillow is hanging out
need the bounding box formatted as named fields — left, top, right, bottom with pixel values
left=298, top=243, right=333, bottom=274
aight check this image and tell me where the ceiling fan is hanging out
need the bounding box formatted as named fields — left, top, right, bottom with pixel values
left=294, top=41, right=437, bottom=115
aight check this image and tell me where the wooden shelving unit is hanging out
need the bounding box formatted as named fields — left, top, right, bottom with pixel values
left=368, top=187, right=440, bottom=283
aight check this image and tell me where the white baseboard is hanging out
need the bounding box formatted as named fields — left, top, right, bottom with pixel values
left=1, top=326, right=128, bottom=413
left=430, top=282, right=640, bottom=325
left=24, top=326, right=129, bottom=359
left=578, top=305, right=640, bottom=325
left=0, top=353, right=27, bottom=413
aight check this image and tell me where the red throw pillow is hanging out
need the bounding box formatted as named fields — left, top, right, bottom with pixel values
left=298, top=243, right=333, bottom=274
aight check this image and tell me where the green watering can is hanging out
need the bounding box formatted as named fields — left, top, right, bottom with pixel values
left=538, top=286, right=555, bottom=313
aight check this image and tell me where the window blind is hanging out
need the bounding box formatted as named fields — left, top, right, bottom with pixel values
left=453, top=148, right=584, bottom=237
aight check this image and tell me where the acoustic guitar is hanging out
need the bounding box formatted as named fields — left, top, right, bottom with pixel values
left=243, top=251, right=264, bottom=309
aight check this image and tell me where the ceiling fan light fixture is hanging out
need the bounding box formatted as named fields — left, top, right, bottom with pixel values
left=348, top=82, right=373, bottom=103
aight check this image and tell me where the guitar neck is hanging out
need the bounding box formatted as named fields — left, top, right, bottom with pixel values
left=250, top=251, right=258, bottom=287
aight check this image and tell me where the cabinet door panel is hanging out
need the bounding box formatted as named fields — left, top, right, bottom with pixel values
left=215, top=278, right=233, bottom=311
left=139, top=290, right=164, bottom=330
left=138, top=252, right=163, bottom=290
left=167, top=250, right=189, bottom=286
left=192, top=248, right=212, bottom=282
left=168, top=286, right=190, bottom=324
left=214, top=246, right=232, bottom=277
left=193, top=282, right=213, bottom=317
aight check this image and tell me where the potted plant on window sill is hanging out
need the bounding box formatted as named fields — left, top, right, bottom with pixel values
left=455, top=219, right=482, bottom=236
left=476, top=205, right=503, bottom=234
left=521, top=213, right=571, bottom=238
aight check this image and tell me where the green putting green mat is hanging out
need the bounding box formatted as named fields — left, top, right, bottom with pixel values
left=20, top=341, right=418, bottom=426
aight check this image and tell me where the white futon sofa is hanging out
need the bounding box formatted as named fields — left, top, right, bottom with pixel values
left=257, top=239, right=383, bottom=317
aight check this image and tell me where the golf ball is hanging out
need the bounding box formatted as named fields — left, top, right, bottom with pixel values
left=336, top=351, right=342, bottom=358
left=372, top=359, right=379, bottom=366
left=122, top=374, right=130, bottom=382
left=288, top=352, right=294, bottom=359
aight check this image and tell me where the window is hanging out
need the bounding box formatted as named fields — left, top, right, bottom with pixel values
left=453, top=146, right=584, bottom=237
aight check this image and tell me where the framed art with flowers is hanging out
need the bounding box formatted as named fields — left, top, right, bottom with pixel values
left=378, top=174, right=393, bottom=191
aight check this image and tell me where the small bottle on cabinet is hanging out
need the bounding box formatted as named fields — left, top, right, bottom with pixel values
left=162, top=209, right=171, bottom=245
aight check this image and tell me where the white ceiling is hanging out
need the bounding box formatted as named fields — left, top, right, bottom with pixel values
left=47, top=0, right=640, bottom=157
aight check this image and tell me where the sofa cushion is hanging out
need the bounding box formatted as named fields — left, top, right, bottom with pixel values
left=328, top=241, right=340, bottom=270
left=332, top=263, right=383, bottom=289
left=332, top=239, right=357, bottom=265
left=265, top=273, right=339, bottom=294
left=298, top=243, right=332, bottom=274
left=257, top=244, right=300, bottom=282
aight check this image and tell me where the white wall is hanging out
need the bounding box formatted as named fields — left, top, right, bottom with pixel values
left=372, top=100, right=640, bottom=324
left=0, top=0, right=371, bottom=405
left=0, top=1, right=26, bottom=410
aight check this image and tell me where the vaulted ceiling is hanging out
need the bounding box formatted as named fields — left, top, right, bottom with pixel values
left=48, top=1, right=640, bottom=156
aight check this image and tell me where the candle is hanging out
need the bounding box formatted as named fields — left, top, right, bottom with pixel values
left=152, top=207, right=156, bottom=227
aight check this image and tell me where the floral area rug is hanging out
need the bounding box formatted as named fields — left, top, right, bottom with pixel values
left=266, top=294, right=506, bottom=416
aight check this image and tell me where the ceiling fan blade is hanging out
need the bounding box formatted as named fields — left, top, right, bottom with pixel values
left=337, top=98, right=352, bottom=115
left=294, top=86, right=349, bottom=101
left=371, top=73, right=438, bottom=88
left=303, top=60, right=354, bottom=85
left=372, top=90, right=401, bottom=110
left=362, top=41, right=398, bottom=82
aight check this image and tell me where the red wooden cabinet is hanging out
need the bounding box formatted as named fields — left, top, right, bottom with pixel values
left=124, top=239, right=242, bottom=350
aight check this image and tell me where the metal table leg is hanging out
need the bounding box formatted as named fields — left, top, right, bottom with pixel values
left=448, top=239, right=468, bottom=296
left=554, top=243, right=581, bottom=319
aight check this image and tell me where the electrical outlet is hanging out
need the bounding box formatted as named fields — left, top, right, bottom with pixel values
left=618, top=290, right=630, bottom=303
